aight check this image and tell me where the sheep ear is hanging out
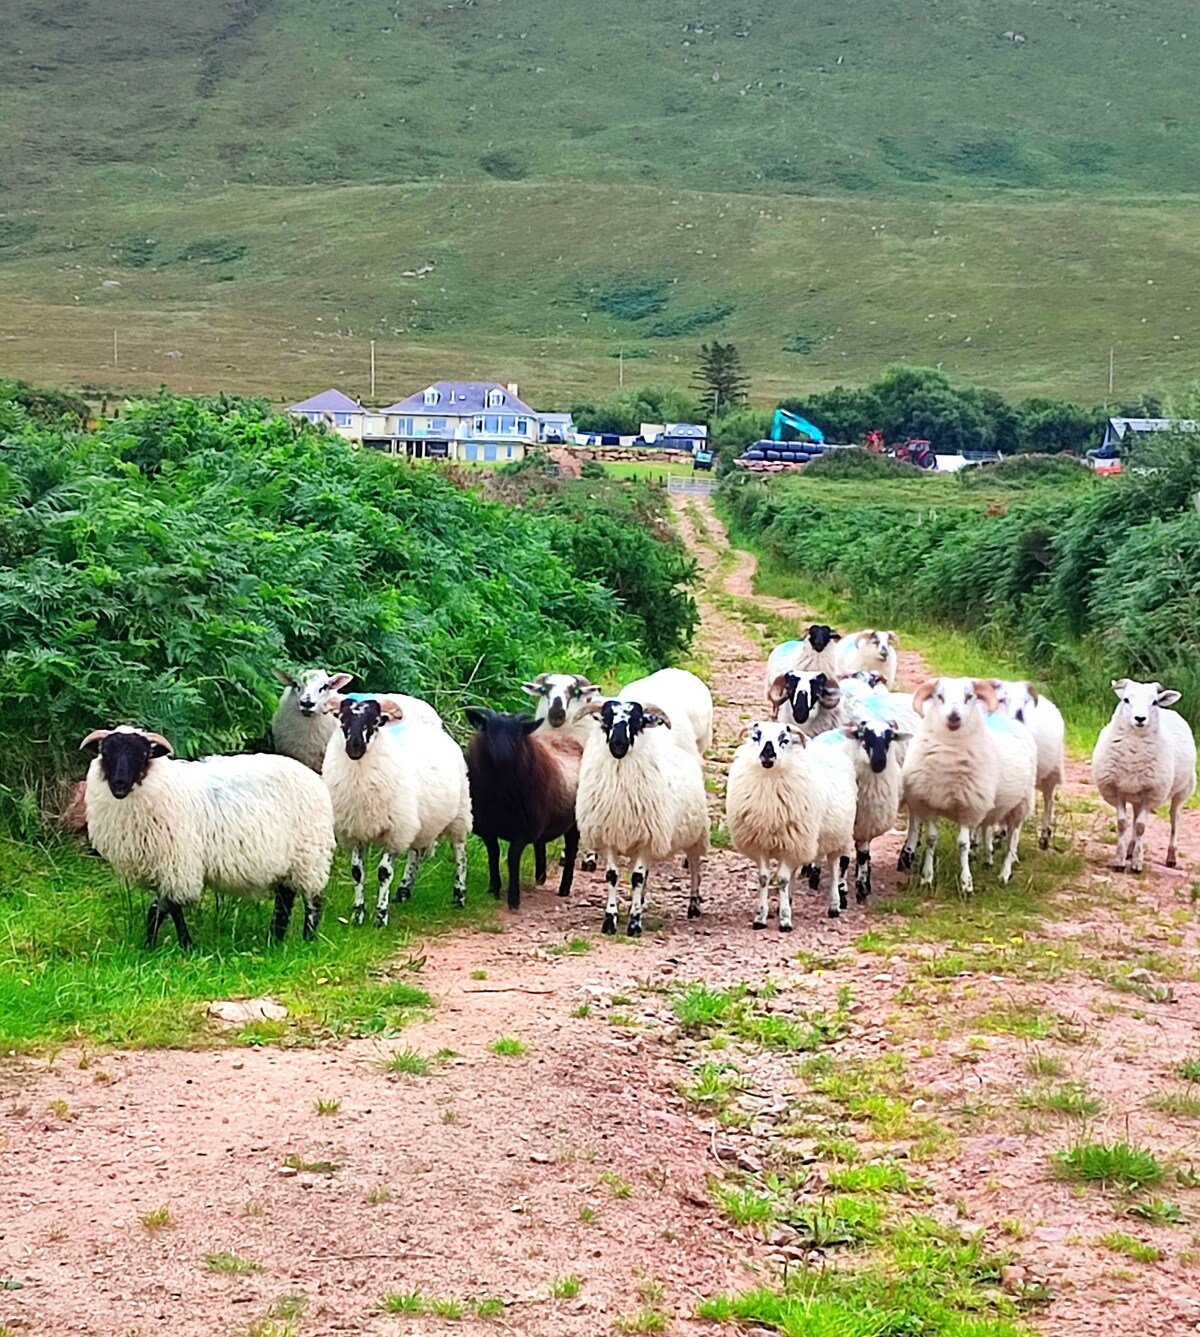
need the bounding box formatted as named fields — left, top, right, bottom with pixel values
left=767, top=674, right=792, bottom=711
left=145, top=733, right=174, bottom=758
left=639, top=702, right=672, bottom=729
left=912, top=681, right=935, bottom=716
left=1026, top=682, right=1040, bottom=702
left=520, top=680, right=546, bottom=697
left=891, top=729, right=912, bottom=743
left=786, top=725, right=807, bottom=745
left=380, top=699, right=405, bottom=723
left=830, top=630, right=843, bottom=641
left=325, top=671, right=354, bottom=692
left=1156, top=689, right=1182, bottom=708
left=323, top=694, right=345, bottom=714
left=465, top=707, right=489, bottom=730
left=273, top=668, right=299, bottom=688
left=578, top=683, right=601, bottom=701
left=1111, top=678, right=1129, bottom=694
left=838, top=723, right=860, bottom=740
left=578, top=699, right=606, bottom=719
left=885, top=631, right=899, bottom=649
left=974, top=679, right=999, bottom=712
left=79, top=728, right=112, bottom=750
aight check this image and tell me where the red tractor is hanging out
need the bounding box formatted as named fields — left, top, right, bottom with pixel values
left=891, top=438, right=938, bottom=470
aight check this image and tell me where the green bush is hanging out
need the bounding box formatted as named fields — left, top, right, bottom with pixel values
left=0, top=393, right=674, bottom=810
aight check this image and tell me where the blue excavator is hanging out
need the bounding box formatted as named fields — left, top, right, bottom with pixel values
left=770, top=408, right=825, bottom=444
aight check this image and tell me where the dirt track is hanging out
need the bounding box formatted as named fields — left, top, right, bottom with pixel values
left=3, top=495, right=1199, bottom=1337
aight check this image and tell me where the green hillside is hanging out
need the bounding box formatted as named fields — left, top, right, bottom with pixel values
left=2, top=0, right=1198, bottom=404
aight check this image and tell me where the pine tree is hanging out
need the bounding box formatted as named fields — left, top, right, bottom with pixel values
left=692, top=341, right=749, bottom=417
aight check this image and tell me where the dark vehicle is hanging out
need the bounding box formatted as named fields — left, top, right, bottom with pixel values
left=692, top=448, right=714, bottom=471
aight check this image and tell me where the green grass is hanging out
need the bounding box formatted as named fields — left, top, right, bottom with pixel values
left=380, top=1048, right=430, bottom=1076
left=712, top=1183, right=778, bottom=1230
left=0, top=832, right=494, bottom=1052
left=139, top=1207, right=173, bottom=1231
left=613, top=1310, right=670, bottom=1334
left=1100, top=1232, right=1161, bottom=1263
left=1052, top=1141, right=1164, bottom=1191
left=381, top=1291, right=425, bottom=1315
left=489, top=1036, right=529, bottom=1057
left=205, top=1251, right=263, bottom=1275
left=1147, top=1091, right=1200, bottom=1119
left=1026, top=1053, right=1067, bottom=1079
left=599, top=1171, right=633, bottom=1200
left=1176, top=1058, right=1200, bottom=1083
left=1125, top=1197, right=1185, bottom=1226
left=1016, top=1080, right=1101, bottom=1118
left=549, top=1275, right=582, bottom=1300
left=681, top=1062, right=745, bottom=1109
left=280, top=1155, right=338, bottom=1175
left=550, top=937, right=593, bottom=956
left=825, top=1164, right=917, bottom=1196
left=314, top=1098, right=340, bottom=1115
left=474, top=1297, right=505, bottom=1318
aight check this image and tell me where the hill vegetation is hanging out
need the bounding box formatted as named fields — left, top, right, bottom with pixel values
left=1, top=1, right=1199, bottom=401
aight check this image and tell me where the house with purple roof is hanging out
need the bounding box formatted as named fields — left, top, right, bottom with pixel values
left=373, top=381, right=540, bottom=461
left=287, top=389, right=366, bottom=442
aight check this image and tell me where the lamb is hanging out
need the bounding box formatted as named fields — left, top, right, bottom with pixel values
left=835, top=629, right=900, bottom=690
left=521, top=671, right=600, bottom=741
left=1091, top=678, right=1196, bottom=873
left=322, top=696, right=472, bottom=926
left=466, top=708, right=582, bottom=909
left=764, top=625, right=842, bottom=692
left=575, top=699, right=708, bottom=936
left=725, top=719, right=857, bottom=928
left=767, top=669, right=846, bottom=734
left=80, top=725, right=335, bottom=949
left=272, top=666, right=441, bottom=773
left=835, top=715, right=911, bottom=905
left=619, top=667, right=713, bottom=755
left=993, top=679, right=1066, bottom=850
left=900, top=678, right=1037, bottom=892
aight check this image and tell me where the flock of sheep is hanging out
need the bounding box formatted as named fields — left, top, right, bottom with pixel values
left=76, top=625, right=1196, bottom=948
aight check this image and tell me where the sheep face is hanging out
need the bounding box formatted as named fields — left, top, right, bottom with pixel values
left=806, top=624, right=840, bottom=653
left=333, top=696, right=403, bottom=760
left=275, top=668, right=353, bottom=718
left=80, top=726, right=173, bottom=800
left=915, top=677, right=997, bottom=732
left=1111, top=678, right=1181, bottom=731
left=596, top=699, right=670, bottom=759
left=842, top=720, right=910, bottom=774
left=746, top=721, right=804, bottom=769
left=994, top=679, right=1038, bottom=723
left=786, top=671, right=841, bottom=724
left=521, top=672, right=598, bottom=728
left=863, top=630, right=894, bottom=664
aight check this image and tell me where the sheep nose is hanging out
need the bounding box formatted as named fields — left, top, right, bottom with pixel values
left=946, top=712, right=962, bottom=730
left=759, top=743, right=776, bottom=768
left=1133, top=715, right=1147, bottom=727
left=547, top=704, right=566, bottom=726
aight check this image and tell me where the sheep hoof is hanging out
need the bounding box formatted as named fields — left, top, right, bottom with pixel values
left=1166, top=853, right=1178, bottom=868
left=856, top=888, right=870, bottom=904
left=487, top=884, right=502, bottom=898
left=778, top=922, right=793, bottom=934
left=826, top=908, right=840, bottom=919
left=351, top=906, right=365, bottom=927
left=897, top=851, right=913, bottom=872
left=687, top=902, right=701, bottom=919
left=1038, top=834, right=1050, bottom=850
left=374, top=909, right=389, bottom=928
left=453, top=891, right=465, bottom=908
left=557, top=887, right=571, bottom=898
left=627, top=918, right=642, bottom=938
left=601, top=914, right=617, bottom=936
left=752, top=919, right=767, bottom=931
left=839, top=891, right=848, bottom=911
left=581, top=857, right=598, bottom=873
left=395, top=888, right=412, bottom=903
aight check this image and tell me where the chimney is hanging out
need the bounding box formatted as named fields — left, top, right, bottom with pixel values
left=506, top=382, right=519, bottom=397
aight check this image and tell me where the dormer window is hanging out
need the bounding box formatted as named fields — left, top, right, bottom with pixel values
left=486, top=389, right=505, bottom=408
left=423, top=387, right=440, bottom=406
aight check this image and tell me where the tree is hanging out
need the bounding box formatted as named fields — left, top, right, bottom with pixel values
left=692, top=341, right=749, bottom=417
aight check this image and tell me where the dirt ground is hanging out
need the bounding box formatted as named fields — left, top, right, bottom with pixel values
left=3, top=495, right=1199, bottom=1337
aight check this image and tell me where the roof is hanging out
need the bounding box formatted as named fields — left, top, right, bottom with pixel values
left=289, top=388, right=363, bottom=414
left=379, top=381, right=538, bottom=416
left=659, top=422, right=708, bottom=440
left=1108, top=417, right=1198, bottom=436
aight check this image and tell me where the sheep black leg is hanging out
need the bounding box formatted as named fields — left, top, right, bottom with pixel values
left=806, top=863, right=820, bottom=891
left=602, top=862, right=619, bottom=935
left=272, top=885, right=296, bottom=941
left=145, top=898, right=165, bottom=948
left=839, top=855, right=850, bottom=911
left=627, top=864, right=647, bottom=937
left=855, top=848, right=871, bottom=904
left=350, top=845, right=366, bottom=926
left=558, top=828, right=580, bottom=897
left=303, top=896, right=322, bottom=940
left=534, top=840, right=548, bottom=885
left=484, top=836, right=502, bottom=898
left=166, top=902, right=192, bottom=950
left=507, top=841, right=525, bottom=911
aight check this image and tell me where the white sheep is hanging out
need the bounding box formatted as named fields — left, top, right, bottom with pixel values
left=725, top=719, right=856, bottom=928
left=834, top=713, right=911, bottom=904
left=901, top=678, right=1037, bottom=891
left=765, top=625, right=842, bottom=693
left=994, top=679, right=1066, bottom=850
left=80, top=726, right=335, bottom=949
left=575, top=698, right=708, bottom=936
left=272, top=666, right=441, bottom=773
left=1092, top=678, right=1196, bottom=872
left=521, top=671, right=600, bottom=742
left=803, top=732, right=860, bottom=916
left=767, top=669, right=846, bottom=734
left=835, top=629, right=900, bottom=689
left=619, top=666, right=713, bottom=754
left=322, top=696, right=472, bottom=926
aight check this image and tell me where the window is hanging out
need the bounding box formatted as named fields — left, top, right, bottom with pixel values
left=487, top=389, right=505, bottom=408
left=423, top=387, right=440, bottom=406
left=395, top=416, right=413, bottom=436
left=505, top=445, right=514, bottom=458
left=516, top=418, right=528, bottom=435
left=335, top=413, right=352, bottom=426
left=428, top=417, right=447, bottom=435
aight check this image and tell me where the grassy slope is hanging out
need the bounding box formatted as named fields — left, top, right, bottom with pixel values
left=1, top=0, right=1199, bottom=404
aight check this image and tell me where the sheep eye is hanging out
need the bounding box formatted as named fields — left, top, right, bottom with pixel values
left=570, top=687, right=580, bottom=698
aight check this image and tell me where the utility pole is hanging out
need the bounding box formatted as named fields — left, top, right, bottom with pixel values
left=113, top=328, right=118, bottom=367
left=618, top=348, right=623, bottom=389
left=370, top=340, right=376, bottom=400
left=1108, top=345, right=1114, bottom=401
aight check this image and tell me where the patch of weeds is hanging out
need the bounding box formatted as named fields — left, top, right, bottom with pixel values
left=550, top=1274, right=582, bottom=1299
left=826, top=1164, right=916, bottom=1195
left=271, top=1294, right=308, bottom=1321
left=441, top=1108, right=458, bottom=1124
left=712, top=1182, right=777, bottom=1230
left=1000, top=1218, right=1030, bottom=1240
left=433, top=1047, right=459, bottom=1061
left=206, top=1251, right=263, bottom=1274
left=1147, top=1090, right=1200, bottom=1118
left=613, top=1309, right=669, bottom=1334
left=551, top=937, right=592, bottom=956
left=599, top=1171, right=633, bottom=1199
left=381, top=1047, right=430, bottom=1076
left=1101, top=1232, right=1160, bottom=1262
left=976, top=1003, right=1061, bottom=1040
left=140, top=1206, right=173, bottom=1231
left=241, top=1200, right=264, bottom=1217
left=1175, top=1057, right=1200, bottom=1082
left=280, top=1155, right=338, bottom=1175
left=1016, top=1080, right=1100, bottom=1118
left=314, top=1097, right=340, bottom=1115
left=579, top=1204, right=598, bottom=1222
left=608, top=1011, right=638, bottom=1027
left=366, top=1185, right=391, bottom=1205
left=1126, top=1197, right=1185, bottom=1225
left=1026, top=1051, right=1066, bottom=1078
left=474, top=1296, right=504, bottom=1317
left=470, top=969, right=488, bottom=980
left=681, top=1061, right=744, bottom=1109
left=48, top=1099, right=75, bottom=1121
left=489, top=1036, right=529, bottom=1057
left=812, top=1138, right=861, bottom=1164
left=637, top=1278, right=666, bottom=1303
left=381, top=1290, right=425, bottom=1314
left=430, top=1298, right=463, bottom=1319
left=672, top=982, right=740, bottom=1030
left=1053, top=1140, right=1163, bottom=1191
left=572, top=1003, right=592, bottom=1019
